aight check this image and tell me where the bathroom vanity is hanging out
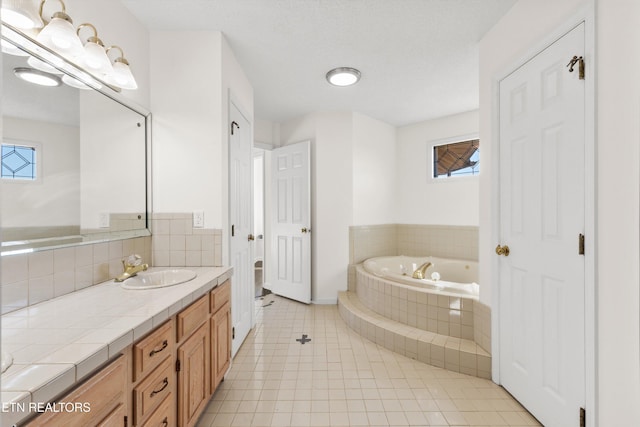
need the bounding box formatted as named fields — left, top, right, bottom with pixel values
left=0, top=266, right=232, bottom=427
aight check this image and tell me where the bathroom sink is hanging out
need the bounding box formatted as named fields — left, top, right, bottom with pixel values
left=120, top=269, right=197, bottom=290
left=1, top=351, right=13, bottom=373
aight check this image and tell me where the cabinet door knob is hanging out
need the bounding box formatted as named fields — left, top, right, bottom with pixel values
left=301, top=227, right=311, bottom=234
left=248, top=234, right=255, bottom=241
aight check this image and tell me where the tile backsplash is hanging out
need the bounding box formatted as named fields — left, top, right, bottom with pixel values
left=1, top=213, right=224, bottom=315
left=151, top=213, right=222, bottom=267
left=1, top=236, right=151, bottom=314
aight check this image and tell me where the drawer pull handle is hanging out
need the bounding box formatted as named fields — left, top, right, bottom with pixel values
left=150, top=377, right=169, bottom=397
left=149, top=340, right=168, bottom=357
left=162, top=417, right=169, bottom=427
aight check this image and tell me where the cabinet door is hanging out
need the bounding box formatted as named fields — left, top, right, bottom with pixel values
left=177, top=322, right=210, bottom=427
left=213, top=302, right=231, bottom=388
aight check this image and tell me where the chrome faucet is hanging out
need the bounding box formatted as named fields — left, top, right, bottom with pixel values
left=411, top=261, right=432, bottom=279
left=114, top=254, right=148, bottom=282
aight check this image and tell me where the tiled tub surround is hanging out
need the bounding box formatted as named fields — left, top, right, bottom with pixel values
left=349, top=224, right=479, bottom=292
left=0, top=236, right=151, bottom=315
left=0, top=266, right=232, bottom=426
left=151, top=213, right=223, bottom=267
left=338, top=264, right=491, bottom=378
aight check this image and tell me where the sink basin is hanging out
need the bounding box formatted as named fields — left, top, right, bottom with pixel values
left=120, top=269, right=197, bottom=290
left=1, top=351, right=13, bottom=373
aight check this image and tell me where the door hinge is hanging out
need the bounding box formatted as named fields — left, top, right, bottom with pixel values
left=580, top=407, right=586, bottom=427
left=124, top=415, right=128, bottom=427
left=176, top=359, right=181, bottom=372
left=232, top=327, right=235, bottom=339
left=231, top=224, right=235, bottom=237
left=579, top=233, right=585, bottom=255
left=567, top=55, right=585, bottom=80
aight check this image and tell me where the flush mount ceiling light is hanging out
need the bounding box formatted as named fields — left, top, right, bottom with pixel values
left=14, top=66, right=62, bottom=86
left=326, top=67, right=361, bottom=87
left=1, top=0, right=43, bottom=29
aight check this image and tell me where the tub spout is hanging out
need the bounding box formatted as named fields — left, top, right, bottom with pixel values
left=411, top=261, right=432, bottom=279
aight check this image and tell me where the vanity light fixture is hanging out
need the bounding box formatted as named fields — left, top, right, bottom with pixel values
left=1, top=0, right=43, bottom=30
left=105, top=45, right=138, bottom=90
left=326, top=67, right=361, bottom=87
left=35, top=0, right=84, bottom=58
left=76, top=23, right=113, bottom=76
left=13, top=66, right=62, bottom=86
left=1, top=0, right=139, bottom=91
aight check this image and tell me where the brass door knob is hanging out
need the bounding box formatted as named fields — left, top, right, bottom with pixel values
left=248, top=234, right=255, bottom=241
left=495, top=244, right=510, bottom=256
left=301, top=227, right=310, bottom=233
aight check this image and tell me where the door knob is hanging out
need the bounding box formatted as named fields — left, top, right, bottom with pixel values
left=495, top=244, right=510, bottom=256
left=301, top=227, right=310, bottom=233
left=248, top=234, right=255, bottom=241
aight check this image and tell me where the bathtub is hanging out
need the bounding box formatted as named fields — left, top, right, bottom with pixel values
left=362, top=255, right=479, bottom=298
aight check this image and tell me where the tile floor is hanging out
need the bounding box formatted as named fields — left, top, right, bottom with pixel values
left=196, top=295, right=541, bottom=427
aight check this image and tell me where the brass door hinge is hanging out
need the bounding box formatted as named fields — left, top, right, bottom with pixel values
left=579, top=234, right=585, bottom=255
left=567, top=55, right=585, bottom=80
left=580, top=407, right=586, bottom=427
left=176, top=359, right=181, bottom=372
left=232, top=326, right=235, bottom=339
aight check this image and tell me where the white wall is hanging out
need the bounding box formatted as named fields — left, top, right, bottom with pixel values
left=2, top=116, right=79, bottom=228
left=595, top=0, right=640, bottom=424
left=352, top=113, right=396, bottom=225
left=150, top=31, right=223, bottom=228
left=396, top=110, right=479, bottom=226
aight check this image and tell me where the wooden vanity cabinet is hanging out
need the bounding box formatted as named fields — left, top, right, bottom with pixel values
left=26, top=354, right=128, bottom=427
left=24, top=277, right=232, bottom=427
left=210, top=280, right=231, bottom=392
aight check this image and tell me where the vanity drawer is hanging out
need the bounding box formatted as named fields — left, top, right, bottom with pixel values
left=134, top=357, right=173, bottom=425
left=27, top=355, right=126, bottom=427
left=141, top=394, right=174, bottom=427
left=210, top=280, right=231, bottom=314
left=134, top=320, right=173, bottom=381
left=177, top=295, right=208, bottom=342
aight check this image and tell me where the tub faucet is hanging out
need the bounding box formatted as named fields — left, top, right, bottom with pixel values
left=114, top=254, right=148, bottom=282
left=412, top=261, right=432, bottom=279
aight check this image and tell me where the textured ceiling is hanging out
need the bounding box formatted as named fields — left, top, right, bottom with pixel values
left=122, top=0, right=516, bottom=126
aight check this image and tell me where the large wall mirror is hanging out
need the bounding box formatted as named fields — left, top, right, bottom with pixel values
left=1, top=24, right=150, bottom=255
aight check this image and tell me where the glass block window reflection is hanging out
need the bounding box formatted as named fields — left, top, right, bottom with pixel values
left=433, top=139, right=479, bottom=178
left=2, top=144, right=37, bottom=180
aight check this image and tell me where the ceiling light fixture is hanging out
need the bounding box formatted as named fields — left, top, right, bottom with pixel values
left=13, top=66, right=61, bottom=86
left=326, top=67, right=361, bottom=87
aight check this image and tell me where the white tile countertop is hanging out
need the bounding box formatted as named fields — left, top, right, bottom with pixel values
left=0, top=266, right=232, bottom=426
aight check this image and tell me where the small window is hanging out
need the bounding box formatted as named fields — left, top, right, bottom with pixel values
left=1, top=142, right=38, bottom=181
left=433, top=138, right=479, bottom=178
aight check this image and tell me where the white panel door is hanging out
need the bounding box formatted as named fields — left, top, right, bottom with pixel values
left=229, top=101, right=253, bottom=357
left=270, top=141, right=311, bottom=304
left=498, top=24, right=585, bottom=427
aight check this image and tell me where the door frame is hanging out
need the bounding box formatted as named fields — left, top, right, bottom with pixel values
left=490, top=6, right=596, bottom=425
left=227, top=92, right=256, bottom=348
